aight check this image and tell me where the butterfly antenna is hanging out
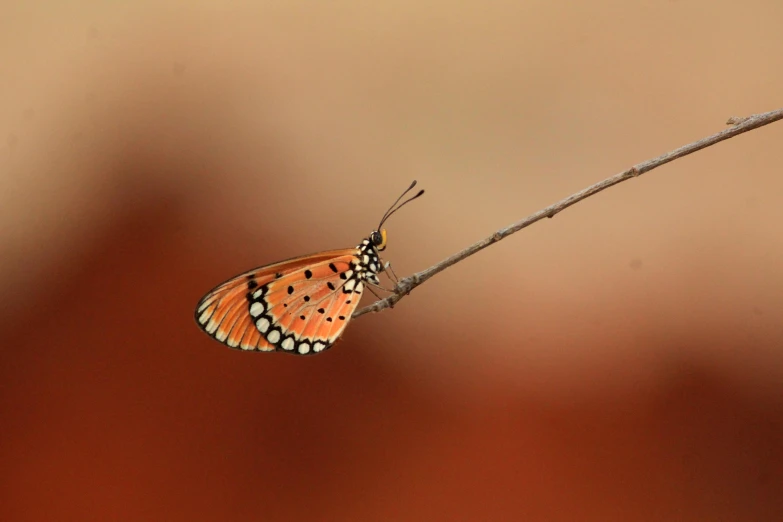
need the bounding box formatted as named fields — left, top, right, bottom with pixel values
left=378, top=180, right=418, bottom=226
left=378, top=181, right=425, bottom=229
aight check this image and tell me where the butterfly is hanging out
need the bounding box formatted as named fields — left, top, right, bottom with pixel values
left=194, top=181, right=424, bottom=356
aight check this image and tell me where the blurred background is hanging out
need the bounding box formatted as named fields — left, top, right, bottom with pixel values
left=1, top=1, right=782, bottom=520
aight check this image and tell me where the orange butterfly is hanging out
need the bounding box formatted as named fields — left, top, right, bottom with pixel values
left=195, top=181, right=424, bottom=355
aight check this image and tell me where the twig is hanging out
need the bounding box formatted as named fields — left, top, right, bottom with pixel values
left=353, top=108, right=783, bottom=318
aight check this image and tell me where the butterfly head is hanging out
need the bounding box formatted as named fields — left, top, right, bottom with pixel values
left=370, top=229, right=387, bottom=251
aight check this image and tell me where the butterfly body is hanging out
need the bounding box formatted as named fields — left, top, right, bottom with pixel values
left=195, top=181, right=423, bottom=356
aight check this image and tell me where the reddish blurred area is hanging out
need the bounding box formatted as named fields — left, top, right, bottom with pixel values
left=2, top=199, right=781, bottom=521
left=2, top=2, right=783, bottom=521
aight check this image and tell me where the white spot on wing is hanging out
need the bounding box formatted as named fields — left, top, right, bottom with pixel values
left=362, top=255, right=369, bottom=264
left=344, top=279, right=356, bottom=292
left=282, top=338, right=294, bottom=351
left=355, top=281, right=364, bottom=293
left=198, top=309, right=211, bottom=324
left=197, top=300, right=211, bottom=313
left=298, top=343, right=310, bottom=354
left=344, top=270, right=354, bottom=279
left=216, top=329, right=228, bottom=342
left=256, top=317, right=270, bottom=333
left=206, top=320, right=218, bottom=334
left=253, top=289, right=264, bottom=299
left=314, top=341, right=326, bottom=352
left=227, top=336, right=240, bottom=348
left=267, top=330, right=280, bottom=344
left=250, top=302, right=264, bottom=316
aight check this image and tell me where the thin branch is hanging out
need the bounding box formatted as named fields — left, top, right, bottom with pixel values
left=353, top=108, right=783, bottom=318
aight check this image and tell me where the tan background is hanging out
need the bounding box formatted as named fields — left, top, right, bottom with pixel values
left=1, top=1, right=782, bottom=520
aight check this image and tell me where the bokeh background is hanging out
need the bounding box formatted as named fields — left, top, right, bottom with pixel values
left=2, top=1, right=782, bottom=520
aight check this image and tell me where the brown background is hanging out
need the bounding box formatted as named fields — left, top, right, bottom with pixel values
left=1, top=1, right=782, bottom=521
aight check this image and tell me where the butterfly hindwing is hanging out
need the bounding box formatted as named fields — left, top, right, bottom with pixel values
left=195, top=249, right=364, bottom=355
left=259, top=258, right=365, bottom=354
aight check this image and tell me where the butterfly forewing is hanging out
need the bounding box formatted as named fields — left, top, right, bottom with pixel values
left=195, top=249, right=364, bottom=355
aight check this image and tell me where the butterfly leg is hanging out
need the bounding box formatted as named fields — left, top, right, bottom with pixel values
left=364, top=281, right=397, bottom=309
left=375, top=254, right=400, bottom=287
left=383, top=261, right=401, bottom=285
left=366, top=284, right=385, bottom=300
left=366, top=278, right=395, bottom=293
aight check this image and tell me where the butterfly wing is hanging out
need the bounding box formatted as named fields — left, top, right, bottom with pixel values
left=195, top=249, right=365, bottom=355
